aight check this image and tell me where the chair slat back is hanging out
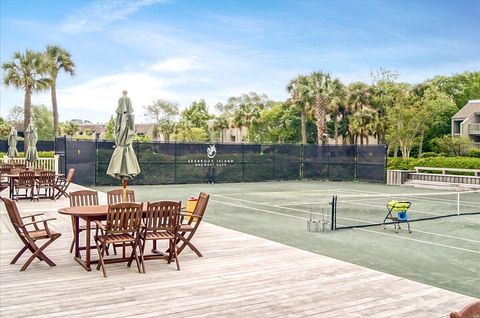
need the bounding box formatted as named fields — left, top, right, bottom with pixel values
left=65, top=168, right=75, bottom=182
left=38, top=171, right=55, bottom=185
left=106, top=203, right=142, bottom=235
left=145, top=201, right=181, bottom=232
left=17, top=171, right=35, bottom=187
left=192, top=192, right=210, bottom=219
left=1, top=198, right=24, bottom=229
left=13, top=163, right=26, bottom=170
left=107, top=189, right=135, bottom=204
left=1, top=164, right=13, bottom=175
left=69, top=190, right=99, bottom=207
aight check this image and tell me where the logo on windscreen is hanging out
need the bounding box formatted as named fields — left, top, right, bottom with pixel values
left=207, top=144, right=217, bottom=159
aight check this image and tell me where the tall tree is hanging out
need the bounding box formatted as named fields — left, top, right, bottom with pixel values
left=144, top=99, right=179, bottom=142
left=348, top=108, right=378, bottom=145
left=2, top=49, right=50, bottom=148
left=0, top=118, right=12, bottom=139
left=233, top=102, right=262, bottom=142
left=44, top=45, right=76, bottom=137
left=287, top=76, right=311, bottom=144
left=346, top=82, right=373, bottom=143
left=60, top=121, right=80, bottom=137
left=307, top=72, right=337, bottom=144
left=428, top=71, right=480, bottom=110
left=385, top=91, right=426, bottom=159
left=182, top=99, right=211, bottom=129
left=213, top=115, right=229, bottom=142
left=326, top=79, right=347, bottom=144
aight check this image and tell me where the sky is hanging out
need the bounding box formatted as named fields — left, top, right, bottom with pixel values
left=1, top=0, right=479, bottom=123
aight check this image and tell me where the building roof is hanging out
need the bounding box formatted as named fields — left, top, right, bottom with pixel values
left=452, top=100, right=480, bottom=119
left=135, top=123, right=154, bottom=134
left=78, top=124, right=106, bottom=133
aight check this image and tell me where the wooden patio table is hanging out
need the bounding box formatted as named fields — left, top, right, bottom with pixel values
left=58, top=205, right=130, bottom=271
left=59, top=203, right=185, bottom=271
left=7, top=172, right=63, bottom=200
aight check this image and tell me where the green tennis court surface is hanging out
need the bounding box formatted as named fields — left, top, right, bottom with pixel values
left=96, top=180, right=480, bottom=297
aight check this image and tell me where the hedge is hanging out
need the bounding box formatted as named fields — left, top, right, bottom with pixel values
left=0, top=151, right=55, bottom=158
left=388, top=156, right=480, bottom=170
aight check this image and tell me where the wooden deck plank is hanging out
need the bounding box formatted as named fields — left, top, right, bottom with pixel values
left=0, top=184, right=476, bottom=317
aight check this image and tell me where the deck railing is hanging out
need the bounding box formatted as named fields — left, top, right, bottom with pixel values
left=2, top=155, right=59, bottom=174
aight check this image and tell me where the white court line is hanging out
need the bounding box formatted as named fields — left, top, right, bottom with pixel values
left=216, top=193, right=480, bottom=222
left=221, top=188, right=362, bottom=197
left=353, top=227, right=480, bottom=255
left=213, top=195, right=480, bottom=246
left=211, top=199, right=306, bottom=221
left=279, top=191, right=480, bottom=207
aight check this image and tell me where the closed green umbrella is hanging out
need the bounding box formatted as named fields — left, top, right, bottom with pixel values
left=106, top=91, right=140, bottom=201
left=25, top=123, right=38, bottom=164
left=7, top=128, right=19, bottom=158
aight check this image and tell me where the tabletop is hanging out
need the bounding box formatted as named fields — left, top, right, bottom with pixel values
left=58, top=205, right=109, bottom=217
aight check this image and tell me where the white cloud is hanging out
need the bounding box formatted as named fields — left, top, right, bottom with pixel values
left=61, top=0, right=167, bottom=33
left=150, top=58, right=198, bottom=72
left=47, top=72, right=180, bottom=122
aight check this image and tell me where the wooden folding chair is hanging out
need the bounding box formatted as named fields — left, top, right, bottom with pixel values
left=0, top=165, right=11, bottom=196
left=35, top=171, right=56, bottom=200
left=54, top=168, right=75, bottom=199
left=1, top=197, right=61, bottom=271
left=106, top=189, right=136, bottom=255
left=450, top=300, right=480, bottom=318
left=94, top=202, right=143, bottom=278
left=14, top=170, right=36, bottom=200
left=137, top=200, right=181, bottom=273
left=176, top=192, right=210, bottom=257
left=107, top=189, right=135, bottom=204
left=69, top=190, right=99, bottom=253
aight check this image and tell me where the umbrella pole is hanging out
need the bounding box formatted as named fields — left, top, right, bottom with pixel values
left=122, top=179, right=127, bottom=202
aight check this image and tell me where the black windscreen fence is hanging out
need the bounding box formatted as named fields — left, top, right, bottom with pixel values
left=52, top=139, right=386, bottom=186
left=0, top=140, right=55, bottom=153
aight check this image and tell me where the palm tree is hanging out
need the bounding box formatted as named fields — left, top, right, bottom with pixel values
left=326, top=79, right=347, bottom=145
left=306, top=71, right=337, bottom=144
left=348, top=108, right=378, bottom=144
left=346, top=82, right=372, bottom=143
left=2, top=49, right=50, bottom=148
left=213, top=116, right=229, bottom=142
left=233, top=103, right=261, bottom=142
left=44, top=45, right=76, bottom=137
left=287, top=75, right=311, bottom=144
left=347, top=82, right=372, bottom=112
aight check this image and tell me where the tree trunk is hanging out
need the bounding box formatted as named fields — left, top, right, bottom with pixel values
left=418, top=131, right=424, bottom=157
left=51, top=82, right=60, bottom=137
left=333, top=112, right=338, bottom=145
left=24, top=89, right=32, bottom=149
left=300, top=109, right=306, bottom=144
left=312, top=100, right=327, bottom=145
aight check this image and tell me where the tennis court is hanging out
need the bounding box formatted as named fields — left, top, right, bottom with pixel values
left=97, top=180, right=480, bottom=297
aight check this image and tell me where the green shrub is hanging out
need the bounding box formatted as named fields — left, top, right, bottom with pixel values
left=0, top=151, right=55, bottom=158
left=388, top=156, right=480, bottom=170
left=468, top=148, right=480, bottom=158
left=419, top=152, right=438, bottom=158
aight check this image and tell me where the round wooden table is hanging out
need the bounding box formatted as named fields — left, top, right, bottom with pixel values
left=58, top=205, right=109, bottom=271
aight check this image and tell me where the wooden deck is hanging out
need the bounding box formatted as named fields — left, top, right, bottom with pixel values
left=0, top=184, right=476, bottom=317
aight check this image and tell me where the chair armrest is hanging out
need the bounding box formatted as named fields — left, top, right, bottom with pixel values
left=21, top=213, right=45, bottom=219
left=21, top=218, right=56, bottom=227
left=93, top=220, right=106, bottom=231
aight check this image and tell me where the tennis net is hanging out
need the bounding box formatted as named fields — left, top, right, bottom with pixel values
left=332, top=190, right=480, bottom=230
